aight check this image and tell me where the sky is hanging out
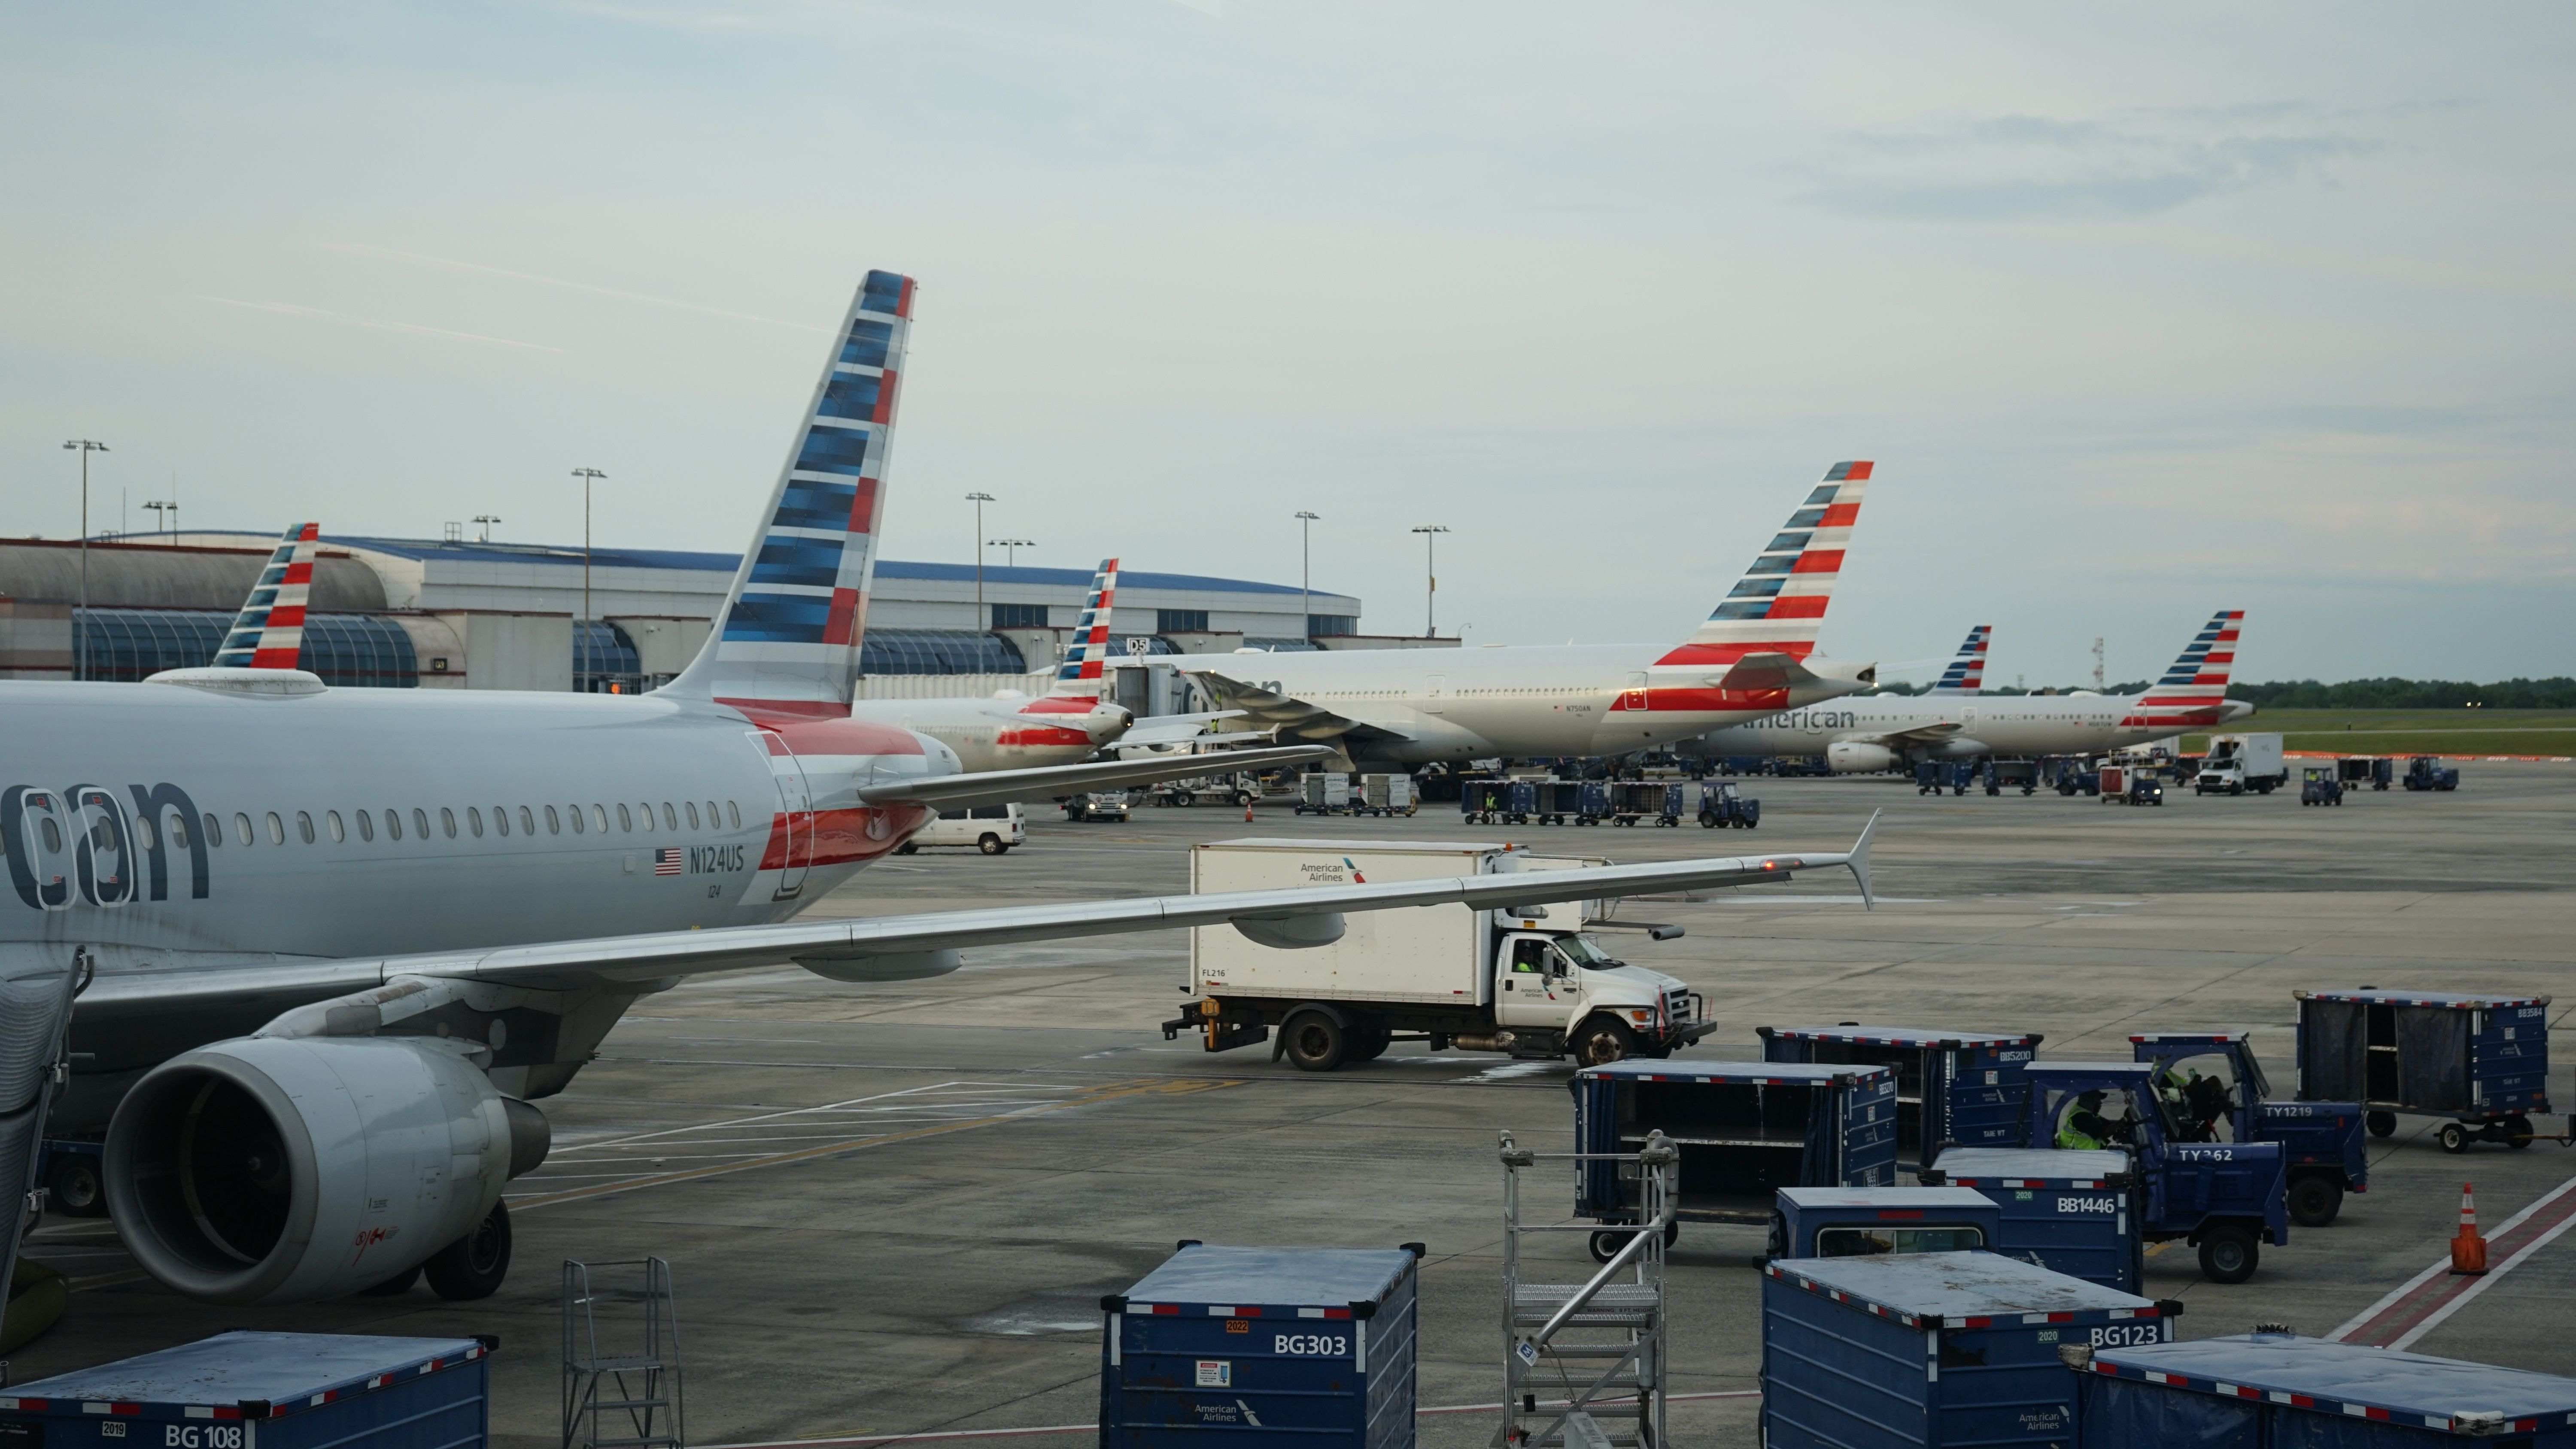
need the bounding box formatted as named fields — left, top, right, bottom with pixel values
left=4, top=3, right=2571, bottom=687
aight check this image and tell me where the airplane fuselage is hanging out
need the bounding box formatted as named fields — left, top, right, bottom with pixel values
left=1182, top=643, right=1865, bottom=764
left=848, top=692, right=1124, bottom=774
left=1689, top=692, right=2166, bottom=761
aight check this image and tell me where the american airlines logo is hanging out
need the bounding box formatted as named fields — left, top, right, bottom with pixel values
left=4, top=782, right=205, bottom=911
left=1751, top=708, right=1864, bottom=731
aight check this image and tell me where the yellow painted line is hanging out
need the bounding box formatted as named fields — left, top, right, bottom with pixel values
left=509, top=1076, right=1238, bottom=1212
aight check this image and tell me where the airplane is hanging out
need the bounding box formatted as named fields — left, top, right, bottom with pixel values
left=1683, top=611, right=2257, bottom=772
left=846, top=557, right=1240, bottom=773
left=211, top=522, right=322, bottom=670
left=0, top=270, right=1875, bottom=1309
left=1927, top=624, right=1990, bottom=694
left=1175, top=465, right=1885, bottom=767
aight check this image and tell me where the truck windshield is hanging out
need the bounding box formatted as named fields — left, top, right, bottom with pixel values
left=1554, top=936, right=1625, bottom=970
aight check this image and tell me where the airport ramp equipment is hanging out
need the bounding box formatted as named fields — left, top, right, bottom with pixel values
left=2074, top=1333, right=2576, bottom=1446
left=0, top=1331, right=492, bottom=1449
left=1571, top=1060, right=1898, bottom=1253
left=1772, top=1185, right=2001, bottom=1262
left=1, top=944, right=82, bottom=1314
left=1100, top=1242, right=1421, bottom=1449
left=1496, top=1129, right=1671, bottom=1449
left=2296, top=988, right=2552, bottom=1152
left=1759, top=1024, right=2043, bottom=1170
left=1760, top=1251, right=2172, bottom=1449
left=1916, top=1147, right=2142, bottom=1294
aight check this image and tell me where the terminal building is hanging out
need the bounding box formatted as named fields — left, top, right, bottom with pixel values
left=0, top=531, right=1442, bottom=695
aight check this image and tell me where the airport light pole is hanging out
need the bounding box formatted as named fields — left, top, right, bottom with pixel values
left=990, top=537, right=1033, bottom=568
left=1295, top=511, right=1319, bottom=643
left=1411, top=524, right=1448, bottom=639
left=64, top=440, right=107, bottom=681
left=144, top=499, right=175, bottom=541
left=572, top=469, right=605, bottom=686
left=965, top=492, right=994, bottom=626
left=474, top=514, right=501, bottom=543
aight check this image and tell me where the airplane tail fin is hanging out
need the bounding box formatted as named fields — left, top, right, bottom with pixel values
left=1661, top=461, right=1872, bottom=666
left=1929, top=624, right=1991, bottom=694
left=664, top=270, right=915, bottom=716
left=210, top=523, right=319, bottom=669
left=2122, top=610, right=2245, bottom=730
left=1048, top=558, right=1120, bottom=695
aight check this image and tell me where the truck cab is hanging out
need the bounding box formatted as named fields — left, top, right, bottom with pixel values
left=2020, top=1061, right=2290, bottom=1285
left=2129, top=1031, right=2366, bottom=1228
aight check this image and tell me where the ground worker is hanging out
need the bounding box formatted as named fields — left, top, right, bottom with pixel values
left=2057, top=1090, right=2127, bottom=1149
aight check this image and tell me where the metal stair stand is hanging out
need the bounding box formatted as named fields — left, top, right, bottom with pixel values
left=1493, top=1129, right=1675, bottom=1449
left=563, top=1257, right=686, bottom=1449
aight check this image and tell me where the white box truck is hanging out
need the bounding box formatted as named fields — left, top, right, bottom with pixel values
left=2196, top=733, right=2286, bottom=795
left=1163, top=838, right=1715, bottom=1071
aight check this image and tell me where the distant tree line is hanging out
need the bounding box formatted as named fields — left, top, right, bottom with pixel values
left=1871, top=677, right=2576, bottom=707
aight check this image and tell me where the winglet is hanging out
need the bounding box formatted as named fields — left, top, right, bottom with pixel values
left=1848, top=809, right=1878, bottom=909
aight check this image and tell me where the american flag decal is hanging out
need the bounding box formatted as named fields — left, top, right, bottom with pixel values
left=653, top=847, right=683, bottom=876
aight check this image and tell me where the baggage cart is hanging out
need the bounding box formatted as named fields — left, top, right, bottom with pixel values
left=1356, top=773, right=1416, bottom=817
left=1574, top=781, right=1611, bottom=825
left=2074, top=1332, right=2576, bottom=1446
left=1696, top=779, right=1760, bottom=829
left=0, top=1332, right=492, bottom=1449
left=1100, top=1243, right=1421, bottom=1449
left=1607, top=782, right=1681, bottom=826
left=2046, top=757, right=2100, bottom=796
left=2295, top=988, right=2555, bottom=1151
left=1759, top=1024, right=2043, bottom=1168
left=1531, top=779, right=1584, bottom=826
left=2099, top=764, right=2163, bottom=805
left=1771, top=1186, right=2001, bottom=1262
left=2338, top=755, right=2390, bottom=790
left=1759, top=1252, right=2174, bottom=1449
left=1983, top=760, right=2039, bottom=796
left=1571, top=1060, right=1898, bottom=1258
left=1297, top=773, right=1352, bottom=815
left=1914, top=761, right=1970, bottom=795
left=2404, top=754, right=2462, bottom=791
left=1916, top=1147, right=2142, bottom=1293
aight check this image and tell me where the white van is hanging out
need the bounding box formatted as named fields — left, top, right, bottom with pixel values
left=899, top=803, right=1026, bottom=855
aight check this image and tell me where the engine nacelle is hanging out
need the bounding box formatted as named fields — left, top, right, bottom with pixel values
left=103, top=1036, right=547, bottom=1304
left=1826, top=741, right=1901, bottom=774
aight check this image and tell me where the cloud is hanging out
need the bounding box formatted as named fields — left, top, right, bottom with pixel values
left=195, top=296, right=571, bottom=352
left=1811, top=112, right=2375, bottom=220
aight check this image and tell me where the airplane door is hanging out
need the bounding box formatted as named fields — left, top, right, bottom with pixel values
left=1622, top=671, right=1649, bottom=712
left=1425, top=674, right=1447, bottom=714
left=751, top=731, right=813, bottom=900
left=1964, top=707, right=1979, bottom=730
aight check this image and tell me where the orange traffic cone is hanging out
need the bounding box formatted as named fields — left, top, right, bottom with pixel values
left=1244, top=798, right=1255, bottom=823
left=2450, top=1182, right=2488, bottom=1275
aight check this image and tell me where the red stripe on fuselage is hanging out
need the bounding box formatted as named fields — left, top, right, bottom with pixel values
left=1653, top=641, right=1820, bottom=667
left=759, top=806, right=926, bottom=870
left=723, top=702, right=927, bottom=755
left=1608, top=686, right=1793, bottom=713
left=998, top=726, right=1095, bottom=748
left=1020, top=695, right=1100, bottom=715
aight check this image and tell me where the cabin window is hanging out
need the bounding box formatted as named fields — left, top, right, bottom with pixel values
left=661, top=802, right=678, bottom=830
left=327, top=810, right=344, bottom=842
left=726, top=800, right=741, bottom=829
left=704, top=800, right=719, bottom=828
left=494, top=806, right=510, bottom=838
left=413, top=808, right=430, bottom=839
left=568, top=804, right=586, bottom=834
left=592, top=803, right=609, bottom=834
left=296, top=811, right=315, bottom=844
left=617, top=803, right=633, bottom=832
left=441, top=807, right=457, bottom=839
left=263, top=812, right=283, bottom=845
left=385, top=809, right=403, bottom=841
left=38, top=818, right=62, bottom=854
left=357, top=810, right=375, bottom=842
left=685, top=801, right=701, bottom=830
left=203, top=812, right=222, bottom=847
left=545, top=805, right=561, bottom=834
left=518, top=806, right=535, bottom=835
left=468, top=806, right=485, bottom=838
left=169, top=814, right=189, bottom=849
left=234, top=812, right=254, bottom=846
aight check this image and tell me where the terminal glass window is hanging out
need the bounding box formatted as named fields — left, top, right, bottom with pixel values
left=1156, top=609, right=1209, bottom=634
left=990, top=603, right=1048, bottom=629
left=1308, top=615, right=1357, bottom=638
left=860, top=628, right=1026, bottom=676
left=575, top=620, right=645, bottom=694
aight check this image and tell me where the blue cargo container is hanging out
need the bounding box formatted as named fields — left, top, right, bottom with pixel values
left=2295, top=988, right=2552, bottom=1151
left=1100, top=1243, right=1420, bottom=1449
left=1916, top=1147, right=2141, bottom=1293
left=1574, top=1061, right=1898, bottom=1251
left=1761, top=1251, right=2173, bottom=1449
left=2076, top=1333, right=2576, bottom=1446
left=1774, top=1187, right=2001, bottom=1261
left=1759, top=1024, right=2043, bottom=1167
left=0, top=1332, right=489, bottom=1449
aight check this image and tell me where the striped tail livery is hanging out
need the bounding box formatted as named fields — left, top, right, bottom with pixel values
left=2121, top=610, right=2245, bottom=731
left=210, top=522, right=320, bottom=670
left=1930, top=624, right=1992, bottom=694
left=1658, top=461, right=1873, bottom=670
left=1051, top=558, right=1121, bottom=694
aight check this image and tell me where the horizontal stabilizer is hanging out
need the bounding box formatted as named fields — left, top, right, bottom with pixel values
left=857, top=744, right=1331, bottom=812
left=1713, top=651, right=1820, bottom=693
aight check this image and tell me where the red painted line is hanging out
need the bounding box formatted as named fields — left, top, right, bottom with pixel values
left=696, top=1392, right=1764, bottom=1449
left=2331, top=1173, right=2576, bottom=1348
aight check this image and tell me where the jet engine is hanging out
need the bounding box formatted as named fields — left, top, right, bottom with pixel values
left=1826, top=741, right=1902, bottom=774
left=103, top=1036, right=548, bottom=1304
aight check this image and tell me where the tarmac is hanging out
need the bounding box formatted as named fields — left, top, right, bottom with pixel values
left=15, top=761, right=2576, bottom=1448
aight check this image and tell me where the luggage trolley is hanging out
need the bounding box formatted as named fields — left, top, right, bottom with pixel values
left=1758, top=1024, right=2042, bottom=1170
left=2295, top=988, right=2563, bottom=1152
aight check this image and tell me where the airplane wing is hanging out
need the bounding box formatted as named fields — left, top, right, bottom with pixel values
left=76, top=817, right=1880, bottom=1015
left=1182, top=670, right=1419, bottom=746
left=856, top=744, right=1330, bottom=812
left=1115, top=710, right=1248, bottom=748
left=1844, top=721, right=1966, bottom=747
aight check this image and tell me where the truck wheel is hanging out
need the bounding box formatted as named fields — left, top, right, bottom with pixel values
left=43, top=1154, right=106, bottom=1218
left=1344, top=1019, right=1391, bottom=1063
left=2287, top=1174, right=2343, bottom=1228
left=1585, top=1222, right=1680, bottom=1264
left=1571, top=1019, right=1637, bottom=1068
left=978, top=833, right=1004, bottom=855
left=2439, top=1122, right=2469, bottom=1154
left=2196, top=1225, right=2258, bottom=1285
left=423, top=1200, right=513, bottom=1301
left=1281, top=1011, right=1348, bottom=1072
left=2366, top=1111, right=2396, bottom=1138
left=2508, top=1113, right=2535, bottom=1148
